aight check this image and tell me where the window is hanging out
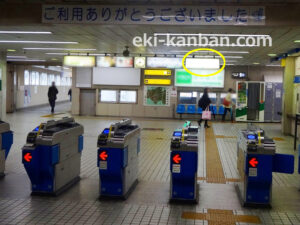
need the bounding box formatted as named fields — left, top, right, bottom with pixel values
left=24, top=70, right=30, bottom=85
left=61, top=77, right=66, bottom=86
left=30, top=71, right=39, bottom=85
left=179, top=91, right=197, bottom=104
left=48, top=74, right=55, bottom=85
left=56, top=75, right=61, bottom=86
left=120, top=90, right=137, bottom=103
left=100, top=90, right=117, bottom=102
left=40, top=73, right=48, bottom=85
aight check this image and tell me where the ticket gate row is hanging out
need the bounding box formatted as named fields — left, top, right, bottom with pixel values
left=22, top=117, right=84, bottom=195
left=170, top=121, right=199, bottom=203
left=97, top=119, right=140, bottom=199
left=0, top=121, right=13, bottom=177
left=236, top=125, right=294, bottom=207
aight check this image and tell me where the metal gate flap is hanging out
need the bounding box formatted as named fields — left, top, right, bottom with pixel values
left=272, top=153, right=294, bottom=174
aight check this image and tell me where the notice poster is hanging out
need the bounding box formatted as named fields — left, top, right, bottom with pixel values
left=144, top=86, right=170, bottom=106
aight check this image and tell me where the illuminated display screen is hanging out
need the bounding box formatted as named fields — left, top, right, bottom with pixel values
left=33, top=126, right=39, bottom=132
left=147, top=57, right=182, bottom=68
left=63, top=56, right=95, bottom=67
left=103, top=128, right=110, bottom=134
left=247, top=134, right=256, bottom=140
left=248, top=157, right=258, bottom=168
left=172, top=153, right=181, bottom=164
left=97, top=56, right=133, bottom=68
left=175, top=69, right=224, bottom=88
left=173, top=131, right=182, bottom=137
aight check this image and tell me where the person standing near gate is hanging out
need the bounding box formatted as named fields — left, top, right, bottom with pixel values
left=198, top=88, right=212, bottom=128
left=222, top=88, right=234, bottom=122
left=48, top=82, right=58, bottom=113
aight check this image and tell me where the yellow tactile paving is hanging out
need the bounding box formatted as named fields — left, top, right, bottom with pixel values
left=41, top=112, right=66, bottom=118
left=272, top=137, right=285, bottom=141
left=205, top=128, right=226, bottom=183
left=214, top=135, right=237, bottom=139
left=197, top=177, right=241, bottom=182
left=182, top=209, right=261, bottom=224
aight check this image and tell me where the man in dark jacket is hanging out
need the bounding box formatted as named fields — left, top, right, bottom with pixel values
left=48, top=82, right=58, bottom=113
left=198, top=88, right=211, bottom=128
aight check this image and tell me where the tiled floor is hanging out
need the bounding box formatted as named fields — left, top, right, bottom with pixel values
left=0, top=103, right=300, bottom=224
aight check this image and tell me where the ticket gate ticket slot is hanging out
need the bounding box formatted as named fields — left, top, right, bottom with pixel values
left=22, top=117, right=84, bottom=195
left=236, top=126, right=294, bottom=207
left=170, top=121, right=198, bottom=203
left=0, top=121, right=13, bottom=177
left=97, top=119, right=140, bottom=199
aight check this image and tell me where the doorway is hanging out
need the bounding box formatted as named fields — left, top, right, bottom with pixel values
left=80, top=89, right=96, bottom=116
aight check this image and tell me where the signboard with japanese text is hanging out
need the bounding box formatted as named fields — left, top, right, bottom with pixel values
left=42, top=5, right=265, bottom=25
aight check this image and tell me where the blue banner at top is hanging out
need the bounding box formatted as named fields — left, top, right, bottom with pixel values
left=42, top=5, right=265, bottom=25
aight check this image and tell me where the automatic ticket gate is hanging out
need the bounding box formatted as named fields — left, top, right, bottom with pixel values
left=237, top=125, right=294, bottom=207
left=22, top=117, right=84, bottom=195
left=0, top=121, right=13, bottom=177
left=170, top=121, right=198, bottom=203
left=97, top=119, right=140, bottom=199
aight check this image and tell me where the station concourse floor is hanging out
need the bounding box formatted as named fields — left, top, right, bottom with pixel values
left=0, top=103, right=300, bottom=225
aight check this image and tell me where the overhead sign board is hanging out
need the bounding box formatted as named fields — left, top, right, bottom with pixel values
left=43, top=5, right=265, bottom=25
left=144, top=79, right=171, bottom=85
left=186, top=58, right=219, bottom=69
left=144, top=69, right=172, bottom=76
left=64, top=56, right=95, bottom=67
left=147, top=57, right=182, bottom=68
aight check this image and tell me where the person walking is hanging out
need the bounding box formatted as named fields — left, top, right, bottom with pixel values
left=48, top=82, right=58, bottom=113
left=222, top=88, right=234, bottom=122
left=198, top=88, right=211, bottom=128
left=68, top=88, right=72, bottom=102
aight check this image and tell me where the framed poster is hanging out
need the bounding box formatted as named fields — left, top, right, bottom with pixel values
left=144, top=86, right=170, bottom=106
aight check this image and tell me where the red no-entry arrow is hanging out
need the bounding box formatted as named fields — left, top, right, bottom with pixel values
left=24, top=153, right=32, bottom=162
left=99, top=151, right=108, bottom=161
left=249, top=157, right=258, bottom=168
left=173, top=154, right=181, bottom=164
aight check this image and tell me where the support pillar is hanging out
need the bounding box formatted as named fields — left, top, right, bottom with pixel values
left=282, top=57, right=295, bottom=135
left=0, top=52, right=7, bottom=120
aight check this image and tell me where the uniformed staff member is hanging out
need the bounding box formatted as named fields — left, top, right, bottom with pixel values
left=48, top=82, right=59, bottom=113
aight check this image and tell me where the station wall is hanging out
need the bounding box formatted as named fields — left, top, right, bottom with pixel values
left=8, top=65, right=71, bottom=111
left=72, top=66, right=283, bottom=119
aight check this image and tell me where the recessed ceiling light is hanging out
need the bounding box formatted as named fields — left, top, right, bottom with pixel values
left=294, top=40, right=300, bottom=43
left=7, top=49, right=16, bottom=52
left=24, top=47, right=96, bottom=51
left=51, top=58, right=58, bottom=61
left=268, top=54, right=277, bottom=57
left=0, top=31, right=52, bottom=34
left=253, top=62, right=260, bottom=64
left=0, top=40, right=78, bottom=44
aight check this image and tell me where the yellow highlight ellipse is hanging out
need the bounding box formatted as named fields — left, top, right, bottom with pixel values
left=182, top=48, right=226, bottom=77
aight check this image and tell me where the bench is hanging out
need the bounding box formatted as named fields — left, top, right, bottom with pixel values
left=176, top=104, right=229, bottom=120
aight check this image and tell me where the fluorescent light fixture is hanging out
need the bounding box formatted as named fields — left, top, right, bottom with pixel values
left=266, top=64, right=281, bottom=67
left=294, top=40, right=300, bottom=43
left=63, top=56, right=95, bottom=67
left=253, top=62, right=260, bottom=65
left=7, top=49, right=16, bottom=52
left=7, top=56, right=27, bottom=58
left=268, top=53, right=277, bottom=57
left=164, top=43, right=258, bottom=47
left=0, top=31, right=52, bottom=34
left=155, top=33, right=271, bottom=37
left=0, top=40, right=78, bottom=44
left=186, top=58, right=220, bottom=69
left=7, top=59, right=46, bottom=62
left=24, top=47, right=96, bottom=51
left=46, top=53, right=104, bottom=56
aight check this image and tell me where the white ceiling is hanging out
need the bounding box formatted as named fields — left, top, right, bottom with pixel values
left=1, top=24, right=300, bottom=66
